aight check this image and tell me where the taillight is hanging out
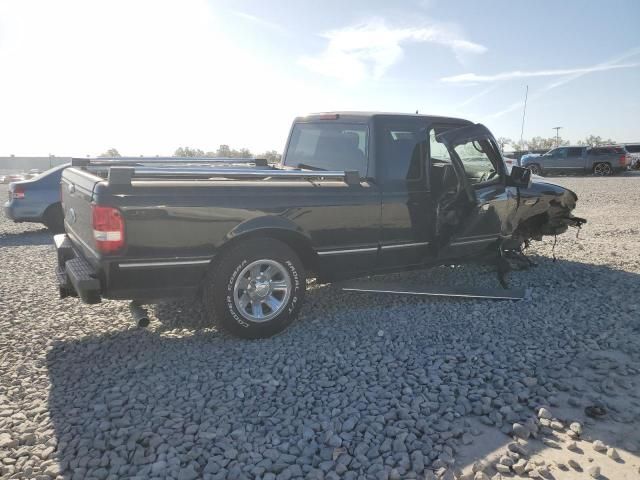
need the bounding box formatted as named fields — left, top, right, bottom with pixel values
left=92, top=205, right=125, bottom=253
left=12, top=185, right=25, bottom=199
left=619, top=155, right=626, bottom=166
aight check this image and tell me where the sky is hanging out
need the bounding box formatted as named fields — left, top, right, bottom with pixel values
left=0, top=0, right=639, bottom=156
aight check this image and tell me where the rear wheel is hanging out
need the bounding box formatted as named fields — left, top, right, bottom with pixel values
left=593, top=162, right=612, bottom=176
left=203, top=238, right=306, bottom=339
left=527, top=163, right=542, bottom=176
left=43, top=203, right=64, bottom=233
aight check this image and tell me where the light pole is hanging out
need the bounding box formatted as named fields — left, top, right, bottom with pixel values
left=552, top=126, right=562, bottom=147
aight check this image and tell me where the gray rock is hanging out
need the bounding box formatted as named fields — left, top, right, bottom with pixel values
left=567, top=459, right=580, bottom=470
left=588, top=465, right=601, bottom=478
left=569, top=422, right=583, bottom=435
left=512, top=459, right=528, bottom=475
left=606, top=447, right=620, bottom=460
left=512, top=423, right=530, bottom=440
left=0, top=434, right=17, bottom=449
left=537, top=408, right=552, bottom=420
left=593, top=440, right=607, bottom=452
left=177, top=466, right=199, bottom=480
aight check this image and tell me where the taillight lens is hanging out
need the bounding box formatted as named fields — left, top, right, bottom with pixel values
left=619, top=155, right=627, bottom=166
left=12, top=185, right=25, bottom=199
left=92, top=205, right=125, bottom=253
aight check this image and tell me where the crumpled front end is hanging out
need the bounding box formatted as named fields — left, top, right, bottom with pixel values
left=514, top=184, right=587, bottom=243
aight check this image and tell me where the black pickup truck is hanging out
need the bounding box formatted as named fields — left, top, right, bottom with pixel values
left=56, top=112, right=585, bottom=338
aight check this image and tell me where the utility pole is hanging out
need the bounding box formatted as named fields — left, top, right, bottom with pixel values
left=552, top=126, right=562, bottom=147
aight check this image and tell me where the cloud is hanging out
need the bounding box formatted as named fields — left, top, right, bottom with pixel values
left=231, top=11, right=287, bottom=35
left=482, top=46, right=640, bottom=120
left=454, top=84, right=499, bottom=109
left=442, top=63, right=640, bottom=83
left=300, top=19, right=486, bottom=84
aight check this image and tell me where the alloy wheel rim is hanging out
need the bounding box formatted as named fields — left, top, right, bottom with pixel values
left=233, top=259, right=292, bottom=322
left=594, top=163, right=611, bottom=176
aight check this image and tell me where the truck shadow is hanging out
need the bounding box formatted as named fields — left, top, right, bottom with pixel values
left=0, top=227, right=52, bottom=247
left=45, top=257, right=640, bottom=478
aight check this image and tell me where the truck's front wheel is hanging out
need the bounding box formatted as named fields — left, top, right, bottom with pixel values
left=204, top=238, right=306, bottom=339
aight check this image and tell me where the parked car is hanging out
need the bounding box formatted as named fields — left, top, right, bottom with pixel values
left=54, top=112, right=585, bottom=339
left=1, top=173, right=25, bottom=184
left=521, top=145, right=631, bottom=176
left=624, top=143, right=640, bottom=169
left=3, top=163, right=68, bottom=232
left=24, top=169, right=43, bottom=180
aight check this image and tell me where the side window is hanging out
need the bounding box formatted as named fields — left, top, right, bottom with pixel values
left=568, top=147, right=583, bottom=157
left=453, top=139, right=501, bottom=184
left=376, top=121, right=427, bottom=182
left=556, top=148, right=568, bottom=158
left=284, top=122, right=368, bottom=177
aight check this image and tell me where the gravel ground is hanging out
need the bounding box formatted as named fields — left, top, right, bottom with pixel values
left=1, top=176, right=639, bottom=480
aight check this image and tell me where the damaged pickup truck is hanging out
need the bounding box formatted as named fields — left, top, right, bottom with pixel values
left=55, top=112, right=585, bottom=338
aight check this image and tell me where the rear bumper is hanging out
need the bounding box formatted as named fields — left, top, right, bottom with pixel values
left=2, top=202, right=16, bottom=222
left=3, top=200, right=43, bottom=222
left=3, top=201, right=19, bottom=221
left=54, top=234, right=102, bottom=304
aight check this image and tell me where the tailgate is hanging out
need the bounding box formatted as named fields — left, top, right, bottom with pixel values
left=61, top=167, right=103, bottom=258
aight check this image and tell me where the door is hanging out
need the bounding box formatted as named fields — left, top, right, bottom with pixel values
left=377, top=117, right=435, bottom=268
left=433, top=123, right=517, bottom=258
left=564, top=147, right=585, bottom=171
left=543, top=147, right=568, bottom=172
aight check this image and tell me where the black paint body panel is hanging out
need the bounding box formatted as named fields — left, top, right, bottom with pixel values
left=59, top=113, right=580, bottom=302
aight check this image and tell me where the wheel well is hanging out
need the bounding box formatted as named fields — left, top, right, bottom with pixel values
left=216, top=229, right=318, bottom=275
left=43, top=202, right=62, bottom=219
left=513, top=212, right=549, bottom=241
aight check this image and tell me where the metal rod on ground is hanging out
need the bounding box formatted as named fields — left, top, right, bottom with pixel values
left=129, top=301, right=150, bottom=328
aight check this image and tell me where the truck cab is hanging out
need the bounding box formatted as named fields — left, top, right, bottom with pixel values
left=281, top=113, right=519, bottom=272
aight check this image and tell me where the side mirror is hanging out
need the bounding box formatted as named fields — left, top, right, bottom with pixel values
left=507, top=166, right=531, bottom=188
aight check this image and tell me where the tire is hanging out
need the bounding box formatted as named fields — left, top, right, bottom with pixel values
left=43, top=203, right=65, bottom=233
left=527, top=163, right=543, bottom=176
left=593, top=162, right=612, bottom=176
left=203, top=238, right=306, bottom=339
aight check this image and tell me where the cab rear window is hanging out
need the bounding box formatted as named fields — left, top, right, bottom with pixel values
left=283, top=122, right=368, bottom=177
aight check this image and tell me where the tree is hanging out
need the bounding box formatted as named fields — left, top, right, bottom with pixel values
left=259, top=150, right=282, bottom=164
left=215, top=145, right=231, bottom=157
left=580, top=135, right=616, bottom=147
left=496, top=137, right=512, bottom=152
left=237, top=148, right=252, bottom=159
left=174, top=147, right=204, bottom=157
left=99, top=148, right=121, bottom=158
